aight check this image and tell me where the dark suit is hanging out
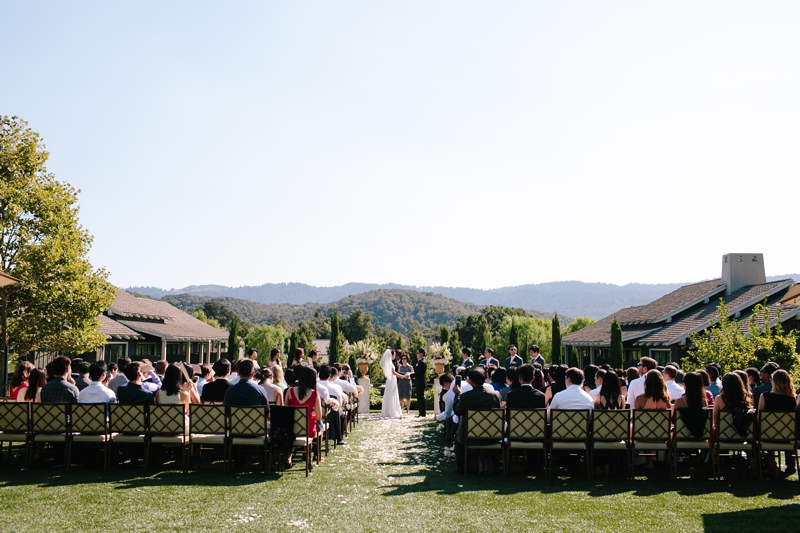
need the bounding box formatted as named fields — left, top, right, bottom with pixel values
left=117, top=383, right=155, bottom=404
left=201, top=378, right=231, bottom=403
left=504, top=355, right=523, bottom=369
left=453, top=385, right=501, bottom=471
left=223, top=380, right=269, bottom=407
left=479, top=357, right=499, bottom=368
left=753, top=380, right=772, bottom=406
left=506, top=385, right=546, bottom=409
left=461, top=358, right=474, bottom=369
left=415, top=359, right=427, bottom=416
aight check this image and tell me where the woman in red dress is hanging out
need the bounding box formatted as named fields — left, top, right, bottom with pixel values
left=286, top=364, right=323, bottom=463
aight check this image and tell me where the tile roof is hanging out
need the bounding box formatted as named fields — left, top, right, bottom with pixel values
left=561, top=306, right=645, bottom=344
left=108, top=289, right=173, bottom=320
left=618, top=279, right=725, bottom=325
left=98, top=315, right=142, bottom=339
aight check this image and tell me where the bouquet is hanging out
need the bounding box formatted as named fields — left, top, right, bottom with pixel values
left=349, top=340, right=377, bottom=364
left=428, top=342, right=452, bottom=364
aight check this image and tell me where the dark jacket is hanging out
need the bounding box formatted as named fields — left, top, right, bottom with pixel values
left=506, top=385, right=546, bottom=409
left=415, top=360, right=427, bottom=386
left=504, top=355, right=523, bottom=369
left=461, top=358, right=474, bottom=369
left=117, top=383, right=156, bottom=405
left=223, top=379, right=270, bottom=407
left=753, top=380, right=772, bottom=406
left=453, top=386, right=501, bottom=444
left=479, top=357, right=499, bottom=368
left=40, top=378, right=80, bottom=403
left=201, top=378, right=231, bottom=403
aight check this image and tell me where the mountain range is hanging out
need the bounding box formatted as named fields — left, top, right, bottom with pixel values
left=130, top=275, right=798, bottom=320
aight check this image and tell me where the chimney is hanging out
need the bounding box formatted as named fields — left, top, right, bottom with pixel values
left=721, top=253, right=766, bottom=295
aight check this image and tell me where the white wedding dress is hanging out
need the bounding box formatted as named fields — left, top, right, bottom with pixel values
left=380, top=349, right=403, bottom=418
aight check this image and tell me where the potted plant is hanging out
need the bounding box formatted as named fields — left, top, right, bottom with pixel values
left=429, top=342, right=451, bottom=376
left=349, top=340, right=377, bottom=378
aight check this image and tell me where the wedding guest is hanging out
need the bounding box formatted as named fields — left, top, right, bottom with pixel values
left=480, top=348, right=499, bottom=368
left=626, top=357, right=657, bottom=407
left=530, top=345, right=545, bottom=367
left=246, top=348, right=260, bottom=372
left=157, top=364, right=200, bottom=410
left=201, top=359, right=232, bottom=403
left=634, top=370, right=671, bottom=410
left=532, top=369, right=547, bottom=394
left=196, top=364, right=212, bottom=396
left=582, top=365, right=599, bottom=394
left=549, top=367, right=593, bottom=414
left=154, top=360, right=169, bottom=381
left=259, top=367, right=284, bottom=406
left=285, top=365, right=322, bottom=463
left=319, top=365, right=345, bottom=445
left=397, top=354, right=413, bottom=415
left=500, top=367, right=520, bottom=404
left=712, top=372, right=753, bottom=428
left=72, top=361, right=92, bottom=391
left=108, top=357, right=131, bottom=393
left=16, top=368, right=45, bottom=403
left=269, top=348, right=282, bottom=368
left=107, top=362, right=118, bottom=379
left=507, top=365, right=546, bottom=409
left=308, top=350, right=320, bottom=372
left=672, top=371, right=707, bottom=416
left=452, top=367, right=501, bottom=474
left=291, top=348, right=305, bottom=366
left=594, top=371, right=624, bottom=410
left=8, top=361, right=33, bottom=399
left=705, top=364, right=722, bottom=397
left=284, top=368, right=297, bottom=391
left=544, top=366, right=567, bottom=406
left=40, top=356, right=80, bottom=403
left=745, top=367, right=760, bottom=395
left=117, top=362, right=157, bottom=404
left=460, top=348, right=474, bottom=369
left=223, top=360, right=269, bottom=407
left=697, top=369, right=716, bottom=406
left=504, top=345, right=523, bottom=369
left=589, top=369, right=606, bottom=398
left=436, top=373, right=456, bottom=427
left=78, top=362, right=116, bottom=404
left=664, top=365, right=685, bottom=401
left=272, top=364, right=286, bottom=393
left=753, top=362, right=779, bottom=405
left=757, top=370, right=797, bottom=477
left=415, top=350, right=428, bottom=417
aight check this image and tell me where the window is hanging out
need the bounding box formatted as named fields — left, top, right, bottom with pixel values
left=136, top=343, right=155, bottom=357
left=106, top=344, right=127, bottom=359
left=650, top=349, right=671, bottom=366
left=166, top=343, right=186, bottom=356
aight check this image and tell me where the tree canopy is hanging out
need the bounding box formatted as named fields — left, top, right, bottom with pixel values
left=0, top=116, right=114, bottom=356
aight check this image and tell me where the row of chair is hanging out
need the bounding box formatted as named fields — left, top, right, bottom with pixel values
left=0, top=402, right=329, bottom=477
left=462, top=407, right=798, bottom=480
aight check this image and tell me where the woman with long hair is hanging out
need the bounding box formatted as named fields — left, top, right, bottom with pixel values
left=258, top=367, right=284, bottom=405
left=712, top=372, right=752, bottom=427
left=9, top=361, right=34, bottom=400
left=673, top=372, right=708, bottom=412
left=271, top=364, right=286, bottom=393
left=756, top=369, right=796, bottom=477
left=595, top=370, right=625, bottom=410
left=583, top=365, right=599, bottom=394
left=285, top=364, right=323, bottom=464
left=634, top=370, right=671, bottom=410
left=156, top=364, right=200, bottom=411
left=532, top=369, right=546, bottom=393
left=16, top=368, right=45, bottom=403
left=545, top=365, right=567, bottom=406
left=697, top=369, right=716, bottom=406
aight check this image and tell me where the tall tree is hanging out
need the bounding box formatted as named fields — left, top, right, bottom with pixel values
left=0, top=116, right=115, bottom=360
left=247, top=324, right=288, bottom=367
left=473, top=319, right=492, bottom=357
left=289, top=330, right=298, bottom=358
left=329, top=308, right=341, bottom=365
left=439, top=324, right=449, bottom=345
left=551, top=314, right=562, bottom=365
left=609, top=316, right=623, bottom=368
left=227, top=316, right=240, bottom=359
left=343, top=309, right=373, bottom=343
left=508, top=318, right=518, bottom=352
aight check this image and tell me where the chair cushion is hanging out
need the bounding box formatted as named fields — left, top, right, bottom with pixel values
left=633, top=442, right=669, bottom=450
left=34, top=434, right=68, bottom=442
left=191, top=434, right=226, bottom=445
left=293, top=437, right=313, bottom=447
left=676, top=440, right=710, bottom=449
left=151, top=435, right=189, bottom=444
left=232, top=436, right=266, bottom=446
left=760, top=442, right=795, bottom=451
left=552, top=442, right=586, bottom=450
left=0, top=432, right=28, bottom=442
left=112, top=434, right=146, bottom=443
left=593, top=441, right=628, bottom=450
left=717, top=442, right=752, bottom=451
left=468, top=443, right=502, bottom=450
left=509, top=441, right=545, bottom=449
left=73, top=434, right=112, bottom=443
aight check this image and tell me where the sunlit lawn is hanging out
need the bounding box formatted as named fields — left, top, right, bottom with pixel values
left=1, top=414, right=798, bottom=532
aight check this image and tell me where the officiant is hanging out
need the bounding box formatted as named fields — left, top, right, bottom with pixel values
left=414, top=349, right=427, bottom=417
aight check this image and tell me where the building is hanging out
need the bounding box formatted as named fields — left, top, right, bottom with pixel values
left=95, top=289, right=229, bottom=364
left=562, top=254, right=800, bottom=367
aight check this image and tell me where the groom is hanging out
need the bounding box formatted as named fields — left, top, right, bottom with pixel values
left=415, top=349, right=427, bottom=417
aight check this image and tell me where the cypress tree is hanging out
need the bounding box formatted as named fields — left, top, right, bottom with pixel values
left=610, top=316, right=623, bottom=368
left=289, top=330, right=298, bottom=359
left=227, top=316, right=239, bottom=359
left=439, top=324, right=449, bottom=345
left=551, top=314, right=562, bottom=365
left=509, top=318, right=518, bottom=353
left=329, top=308, right=340, bottom=365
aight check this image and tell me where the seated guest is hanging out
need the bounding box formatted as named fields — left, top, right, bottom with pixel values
left=272, top=364, right=286, bottom=393
left=532, top=369, right=547, bottom=394
left=696, top=369, right=716, bottom=406
left=705, top=364, right=722, bottom=397
left=544, top=366, right=567, bottom=406
left=712, top=372, right=753, bottom=427
left=589, top=369, right=606, bottom=398
left=319, top=365, right=344, bottom=445
left=108, top=357, right=131, bottom=393
left=117, top=362, right=157, bottom=404
left=259, top=367, right=284, bottom=405
left=549, top=367, right=593, bottom=413
left=506, top=364, right=545, bottom=409
left=78, top=362, right=116, bottom=403
left=435, top=373, right=456, bottom=429
left=201, top=359, right=232, bottom=403
left=16, top=368, right=46, bottom=403
left=285, top=364, right=322, bottom=463
left=672, top=372, right=708, bottom=413
left=154, top=360, right=169, bottom=381
left=9, top=361, right=34, bottom=400
left=490, top=367, right=507, bottom=392
left=500, top=367, right=520, bottom=404
left=664, top=365, right=684, bottom=401
left=626, top=357, right=657, bottom=407
left=107, top=362, right=118, bottom=379
left=196, top=364, right=212, bottom=396
left=452, top=367, right=501, bottom=474
left=582, top=365, right=599, bottom=394
left=223, top=360, right=269, bottom=407
left=157, top=363, right=200, bottom=410
left=137, top=360, right=163, bottom=394
left=594, top=370, right=625, bottom=410
left=634, top=370, right=671, bottom=410
left=745, top=367, right=760, bottom=395
left=40, top=356, right=80, bottom=403
left=758, top=369, right=797, bottom=477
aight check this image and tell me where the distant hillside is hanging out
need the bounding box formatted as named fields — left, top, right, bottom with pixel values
left=161, top=289, right=565, bottom=334
left=131, top=274, right=798, bottom=319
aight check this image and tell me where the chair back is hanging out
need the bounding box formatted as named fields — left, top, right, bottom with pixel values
left=148, top=404, right=186, bottom=436
left=507, top=408, right=546, bottom=440
left=32, top=403, right=69, bottom=434
left=550, top=409, right=590, bottom=441
left=189, top=404, right=227, bottom=435
left=759, top=411, right=796, bottom=443
left=465, top=409, right=505, bottom=441
left=718, top=410, right=755, bottom=442
left=0, top=401, right=29, bottom=433
left=71, top=404, right=108, bottom=435
left=292, top=406, right=310, bottom=439
left=673, top=408, right=712, bottom=440
left=632, top=410, right=671, bottom=441
left=229, top=406, right=268, bottom=438
left=592, top=410, right=630, bottom=442
left=110, top=403, right=147, bottom=435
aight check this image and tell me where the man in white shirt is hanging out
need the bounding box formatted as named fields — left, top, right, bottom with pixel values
left=78, top=362, right=116, bottom=403
left=196, top=364, right=212, bottom=396
left=549, top=367, right=593, bottom=415
left=663, top=365, right=684, bottom=401
left=321, top=365, right=346, bottom=445
left=626, top=357, right=657, bottom=407
left=107, top=357, right=131, bottom=393
left=589, top=369, right=606, bottom=398
left=246, top=348, right=260, bottom=372
left=335, top=366, right=357, bottom=394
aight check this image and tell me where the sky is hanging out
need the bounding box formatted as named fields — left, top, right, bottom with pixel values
left=3, top=2, right=798, bottom=290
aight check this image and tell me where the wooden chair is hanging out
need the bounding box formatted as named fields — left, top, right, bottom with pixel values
left=549, top=409, right=591, bottom=479
left=505, top=408, right=547, bottom=478
left=290, top=406, right=315, bottom=477
left=0, top=401, right=30, bottom=468
left=757, top=410, right=798, bottom=480
left=70, top=403, right=111, bottom=471
left=631, top=409, right=672, bottom=478
left=228, top=406, right=270, bottom=474
left=463, top=408, right=505, bottom=476
left=714, top=409, right=756, bottom=479
left=30, top=403, right=71, bottom=470
left=148, top=404, right=189, bottom=473
left=591, top=410, right=631, bottom=477
left=189, top=403, right=227, bottom=472
left=109, top=403, right=149, bottom=471
left=672, top=408, right=712, bottom=478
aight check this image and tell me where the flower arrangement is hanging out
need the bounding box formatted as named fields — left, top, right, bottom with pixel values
left=349, top=340, right=377, bottom=364
left=428, top=342, right=451, bottom=363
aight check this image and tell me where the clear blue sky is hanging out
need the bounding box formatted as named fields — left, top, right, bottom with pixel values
left=3, top=2, right=798, bottom=289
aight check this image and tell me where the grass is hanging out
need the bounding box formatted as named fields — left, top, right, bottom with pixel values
left=1, top=415, right=799, bottom=532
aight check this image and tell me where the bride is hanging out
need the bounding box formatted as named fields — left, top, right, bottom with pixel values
left=380, top=349, right=407, bottom=418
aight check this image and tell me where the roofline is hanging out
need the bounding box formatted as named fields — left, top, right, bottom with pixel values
left=648, top=283, right=727, bottom=324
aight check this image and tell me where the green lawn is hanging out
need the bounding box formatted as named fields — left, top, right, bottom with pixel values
left=1, top=415, right=798, bottom=532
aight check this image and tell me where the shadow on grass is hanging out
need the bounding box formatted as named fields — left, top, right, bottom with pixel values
left=702, top=504, right=800, bottom=532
